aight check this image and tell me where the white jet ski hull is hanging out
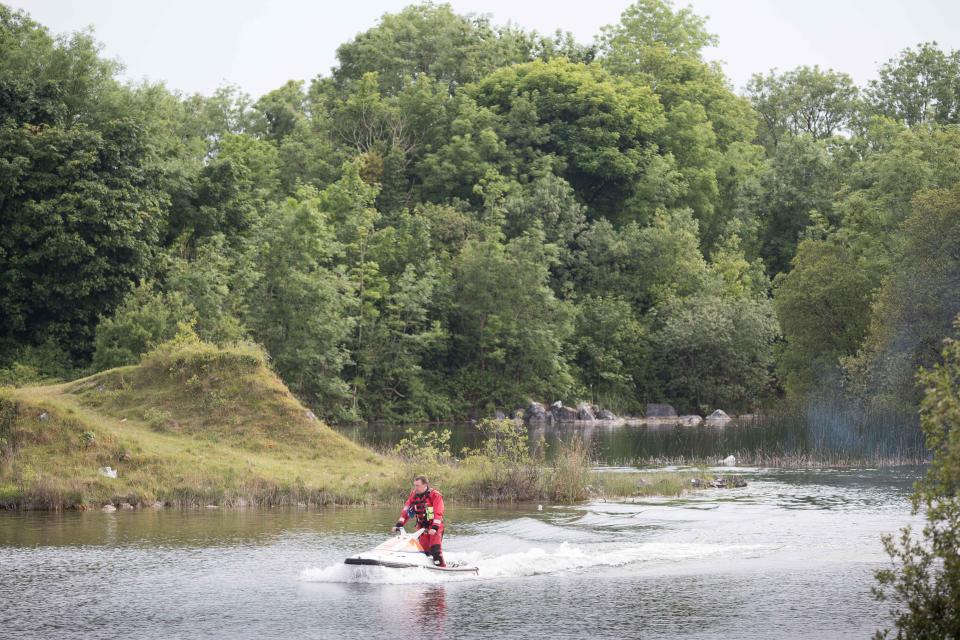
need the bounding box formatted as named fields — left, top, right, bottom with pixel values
left=344, top=529, right=478, bottom=574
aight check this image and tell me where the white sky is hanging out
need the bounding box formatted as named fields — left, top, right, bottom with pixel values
left=8, top=0, right=960, bottom=97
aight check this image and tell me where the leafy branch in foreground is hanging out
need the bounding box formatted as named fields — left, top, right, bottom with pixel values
left=873, top=318, right=960, bottom=639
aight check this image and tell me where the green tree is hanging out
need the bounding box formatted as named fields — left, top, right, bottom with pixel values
left=652, top=292, right=778, bottom=413
left=571, top=296, right=650, bottom=412
left=165, top=234, right=253, bottom=344
left=332, top=3, right=533, bottom=95
left=598, top=1, right=759, bottom=245
left=467, top=58, right=667, bottom=221
left=245, top=188, right=353, bottom=418
left=757, top=135, right=839, bottom=275
left=354, top=262, right=451, bottom=421
left=568, top=208, right=707, bottom=311
left=844, top=183, right=960, bottom=408
left=873, top=318, right=960, bottom=639
left=867, top=42, right=960, bottom=126
left=450, top=229, right=574, bottom=412
left=747, top=65, right=860, bottom=152
left=0, top=6, right=187, bottom=361
left=773, top=231, right=881, bottom=395
left=598, top=1, right=756, bottom=149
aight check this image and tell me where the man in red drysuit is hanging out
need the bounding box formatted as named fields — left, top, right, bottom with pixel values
left=393, top=475, right=446, bottom=567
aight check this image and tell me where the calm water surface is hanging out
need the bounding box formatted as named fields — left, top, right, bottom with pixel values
left=0, top=467, right=922, bottom=639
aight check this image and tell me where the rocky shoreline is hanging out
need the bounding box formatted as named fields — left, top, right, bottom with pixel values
left=512, top=401, right=751, bottom=427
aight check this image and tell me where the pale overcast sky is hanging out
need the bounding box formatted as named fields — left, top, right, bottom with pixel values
left=8, top=0, right=960, bottom=97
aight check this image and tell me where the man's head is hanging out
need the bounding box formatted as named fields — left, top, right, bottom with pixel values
left=413, top=475, right=429, bottom=494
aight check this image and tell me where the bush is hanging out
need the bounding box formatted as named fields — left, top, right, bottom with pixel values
left=92, top=284, right=195, bottom=371
left=471, top=418, right=531, bottom=463
left=394, top=428, right=452, bottom=463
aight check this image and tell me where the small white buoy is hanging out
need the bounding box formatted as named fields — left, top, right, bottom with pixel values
left=537, top=504, right=543, bottom=511
left=721, top=455, right=736, bottom=466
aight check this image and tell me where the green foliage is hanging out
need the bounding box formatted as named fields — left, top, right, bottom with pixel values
left=245, top=187, right=353, bottom=419
left=470, top=418, right=531, bottom=464
left=845, top=183, right=960, bottom=407
left=747, top=65, right=860, bottom=152
left=652, top=293, right=779, bottom=414
left=394, top=428, right=452, bottom=463
left=468, top=58, right=667, bottom=220
left=5, top=1, right=959, bottom=424
left=92, top=284, right=194, bottom=371
left=873, top=319, right=960, bottom=638
left=568, top=209, right=707, bottom=310
left=773, top=233, right=882, bottom=395
left=332, top=3, right=533, bottom=95
left=450, top=230, right=574, bottom=412
left=757, top=136, right=840, bottom=275
left=868, top=42, right=960, bottom=126
left=143, top=407, right=173, bottom=433
left=572, top=296, right=649, bottom=412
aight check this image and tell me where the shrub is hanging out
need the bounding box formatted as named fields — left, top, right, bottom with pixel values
left=394, top=428, right=452, bottom=463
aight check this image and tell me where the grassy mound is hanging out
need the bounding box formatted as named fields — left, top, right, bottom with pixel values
left=0, top=340, right=394, bottom=509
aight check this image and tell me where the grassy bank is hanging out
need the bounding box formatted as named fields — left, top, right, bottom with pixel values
left=0, top=340, right=711, bottom=510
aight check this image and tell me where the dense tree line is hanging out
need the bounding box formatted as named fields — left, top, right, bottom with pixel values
left=2, top=1, right=959, bottom=422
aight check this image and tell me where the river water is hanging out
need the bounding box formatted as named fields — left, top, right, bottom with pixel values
left=0, top=466, right=922, bottom=639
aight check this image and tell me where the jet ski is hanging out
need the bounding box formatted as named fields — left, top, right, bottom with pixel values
left=344, top=528, right=479, bottom=574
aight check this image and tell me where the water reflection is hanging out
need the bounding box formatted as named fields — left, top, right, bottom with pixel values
left=338, top=415, right=926, bottom=466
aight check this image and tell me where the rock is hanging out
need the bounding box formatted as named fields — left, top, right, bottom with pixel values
left=706, top=409, right=732, bottom=426
left=101, top=504, right=116, bottom=512
left=691, top=478, right=704, bottom=488
left=98, top=466, right=117, bottom=479
left=597, top=409, right=617, bottom=421
left=205, top=504, right=218, bottom=509
left=709, top=477, right=726, bottom=489
left=720, top=455, right=736, bottom=466
left=304, top=410, right=317, bottom=421
left=725, top=475, right=747, bottom=488
left=524, top=401, right=550, bottom=423
left=150, top=501, right=164, bottom=509
left=119, top=451, right=132, bottom=462
left=550, top=403, right=578, bottom=422
left=38, top=411, right=49, bottom=422
left=645, top=403, right=677, bottom=419
left=576, top=403, right=596, bottom=421
left=678, top=414, right=703, bottom=427
left=119, top=502, right=134, bottom=511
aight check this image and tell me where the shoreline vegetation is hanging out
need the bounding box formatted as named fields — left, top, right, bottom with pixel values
left=0, top=340, right=726, bottom=512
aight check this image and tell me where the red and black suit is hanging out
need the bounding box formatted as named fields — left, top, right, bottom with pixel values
left=396, top=487, right=446, bottom=567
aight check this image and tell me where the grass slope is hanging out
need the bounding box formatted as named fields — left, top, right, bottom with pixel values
left=0, top=341, right=396, bottom=509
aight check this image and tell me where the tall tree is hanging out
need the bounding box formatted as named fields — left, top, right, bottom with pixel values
left=868, top=42, right=960, bottom=126
left=747, top=65, right=860, bottom=152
